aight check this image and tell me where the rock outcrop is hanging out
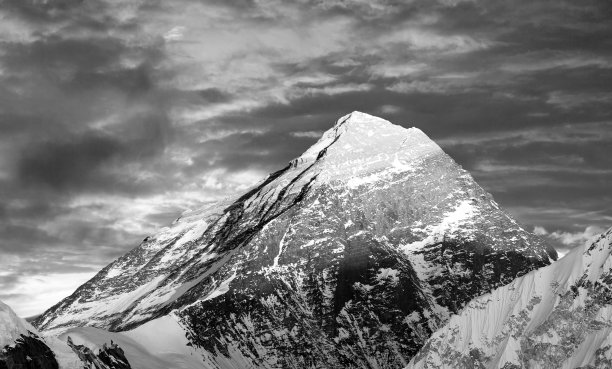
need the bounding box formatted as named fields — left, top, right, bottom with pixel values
left=66, top=337, right=131, bottom=369
left=0, top=334, right=58, bottom=369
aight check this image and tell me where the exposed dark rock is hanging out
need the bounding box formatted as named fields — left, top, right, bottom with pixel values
left=66, top=336, right=130, bottom=369
left=0, top=333, right=58, bottom=369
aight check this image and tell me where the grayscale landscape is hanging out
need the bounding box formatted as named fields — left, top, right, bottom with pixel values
left=1, top=1, right=611, bottom=368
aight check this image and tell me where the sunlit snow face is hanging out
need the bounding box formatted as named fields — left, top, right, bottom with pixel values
left=1, top=0, right=611, bottom=316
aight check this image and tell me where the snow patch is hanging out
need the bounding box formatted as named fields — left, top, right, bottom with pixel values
left=203, top=271, right=237, bottom=302
left=401, top=199, right=479, bottom=253
left=376, top=268, right=400, bottom=284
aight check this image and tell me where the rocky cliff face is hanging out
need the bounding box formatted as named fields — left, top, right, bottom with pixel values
left=408, top=227, right=612, bottom=369
left=0, top=334, right=59, bottom=369
left=66, top=337, right=131, bottom=369
left=34, top=112, right=557, bottom=368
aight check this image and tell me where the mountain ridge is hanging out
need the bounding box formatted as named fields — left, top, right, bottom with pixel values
left=34, top=112, right=556, bottom=368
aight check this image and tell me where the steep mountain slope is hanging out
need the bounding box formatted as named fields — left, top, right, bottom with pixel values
left=35, top=112, right=556, bottom=368
left=408, top=226, right=612, bottom=369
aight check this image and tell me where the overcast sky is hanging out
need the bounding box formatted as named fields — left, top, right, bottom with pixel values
left=1, top=0, right=611, bottom=316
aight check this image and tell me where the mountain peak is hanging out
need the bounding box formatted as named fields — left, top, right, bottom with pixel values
left=293, top=112, right=442, bottom=183
left=332, top=111, right=431, bottom=141
left=332, top=111, right=428, bottom=142
left=334, top=111, right=393, bottom=129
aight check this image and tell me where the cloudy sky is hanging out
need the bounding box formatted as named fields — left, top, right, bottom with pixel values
left=1, top=0, right=611, bottom=316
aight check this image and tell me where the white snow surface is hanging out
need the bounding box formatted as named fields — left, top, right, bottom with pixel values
left=0, top=299, right=33, bottom=348
left=233, top=111, right=443, bottom=205
left=408, top=226, right=612, bottom=369
left=59, top=314, right=205, bottom=369
left=401, top=199, right=479, bottom=253
left=305, top=111, right=443, bottom=188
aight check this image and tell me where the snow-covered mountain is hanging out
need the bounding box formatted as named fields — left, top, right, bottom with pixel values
left=408, top=226, right=612, bottom=369
left=34, top=112, right=556, bottom=368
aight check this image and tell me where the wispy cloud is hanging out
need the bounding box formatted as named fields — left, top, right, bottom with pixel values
left=534, top=225, right=605, bottom=246
left=534, top=225, right=606, bottom=257
left=547, top=91, right=612, bottom=110
left=369, top=63, right=428, bottom=78
left=501, top=55, right=612, bottom=73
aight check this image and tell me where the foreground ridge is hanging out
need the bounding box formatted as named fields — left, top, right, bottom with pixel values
left=408, top=226, right=612, bottom=369
left=35, top=112, right=556, bottom=368
left=0, top=299, right=112, bottom=369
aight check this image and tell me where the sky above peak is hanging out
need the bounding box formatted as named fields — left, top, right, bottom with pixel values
left=1, top=0, right=611, bottom=316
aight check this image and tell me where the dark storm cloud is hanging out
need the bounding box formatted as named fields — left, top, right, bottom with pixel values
left=196, top=88, right=234, bottom=104
left=16, top=114, right=169, bottom=194
left=1, top=0, right=84, bottom=22
left=17, top=134, right=123, bottom=191
left=0, top=223, right=61, bottom=254
left=0, top=4, right=172, bottom=195
left=3, top=36, right=128, bottom=71
left=0, top=36, right=164, bottom=129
